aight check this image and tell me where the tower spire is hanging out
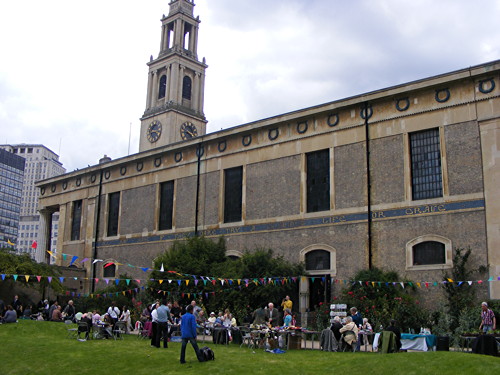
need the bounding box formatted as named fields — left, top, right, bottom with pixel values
left=139, top=0, right=208, bottom=151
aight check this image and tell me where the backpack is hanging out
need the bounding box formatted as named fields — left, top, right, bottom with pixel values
left=200, top=346, right=215, bottom=361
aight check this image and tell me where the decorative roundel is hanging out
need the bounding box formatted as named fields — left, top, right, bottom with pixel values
left=395, top=97, right=410, bottom=112
left=62, top=181, right=68, bottom=190
left=136, top=162, right=143, bottom=172
left=75, top=178, right=81, bottom=187
left=327, top=113, right=339, bottom=127
left=51, top=184, right=56, bottom=192
left=297, top=121, right=308, bottom=134
left=360, top=105, right=373, bottom=120
left=218, top=140, right=227, bottom=153
left=154, top=157, right=162, bottom=167
left=104, top=170, right=111, bottom=180
left=435, top=88, right=450, bottom=103
left=90, top=174, right=97, bottom=183
left=147, top=120, right=162, bottom=143
left=268, top=128, right=279, bottom=141
left=242, top=135, right=252, bottom=147
left=40, top=187, right=45, bottom=196
left=120, top=166, right=127, bottom=176
left=174, top=152, right=183, bottom=162
left=478, top=78, right=495, bottom=94
left=196, top=144, right=205, bottom=158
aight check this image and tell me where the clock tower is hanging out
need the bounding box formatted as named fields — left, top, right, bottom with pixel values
left=139, top=0, right=207, bottom=151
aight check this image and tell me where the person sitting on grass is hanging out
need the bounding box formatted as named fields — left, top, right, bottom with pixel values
left=180, top=304, right=205, bottom=364
left=52, top=306, right=63, bottom=322
left=2, top=305, right=17, bottom=323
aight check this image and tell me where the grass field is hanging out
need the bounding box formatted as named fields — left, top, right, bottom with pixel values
left=0, top=320, right=499, bottom=375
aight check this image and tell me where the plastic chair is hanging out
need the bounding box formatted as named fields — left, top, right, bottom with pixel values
left=239, top=326, right=252, bottom=348
left=113, top=321, right=127, bottom=340
left=77, top=321, right=91, bottom=340
left=65, top=320, right=77, bottom=339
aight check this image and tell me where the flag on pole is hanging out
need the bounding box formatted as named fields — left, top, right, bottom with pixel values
left=7, top=239, right=15, bottom=246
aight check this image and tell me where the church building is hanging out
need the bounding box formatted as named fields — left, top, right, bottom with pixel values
left=37, top=0, right=500, bottom=311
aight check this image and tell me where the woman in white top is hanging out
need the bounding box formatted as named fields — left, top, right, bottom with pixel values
left=120, top=305, right=132, bottom=333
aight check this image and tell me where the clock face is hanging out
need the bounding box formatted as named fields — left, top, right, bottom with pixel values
left=180, top=121, right=198, bottom=140
left=147, top=120, right=162, bottom=143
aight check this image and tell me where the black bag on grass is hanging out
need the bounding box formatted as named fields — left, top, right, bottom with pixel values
left=200, top=346, right=215, bottom=361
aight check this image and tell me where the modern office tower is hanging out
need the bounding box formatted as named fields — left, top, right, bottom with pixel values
left=0, top=144, right=65, bottom=262
left=0, top=148, right=25, bottom=250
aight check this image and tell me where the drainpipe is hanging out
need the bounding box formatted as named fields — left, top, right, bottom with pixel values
left=91, top=169, right=104, bottom=293
left=194, top=143, right=203, bottom=236
left=364, top=102, right=373, bottom=269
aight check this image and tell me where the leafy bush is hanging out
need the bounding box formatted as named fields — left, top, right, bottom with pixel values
left=332, top=268, right=430, bottom=332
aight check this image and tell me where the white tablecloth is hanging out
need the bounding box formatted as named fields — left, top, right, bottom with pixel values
left=373, top=333, right=429, bottom=351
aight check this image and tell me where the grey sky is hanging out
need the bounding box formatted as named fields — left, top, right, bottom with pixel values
left=1, top=0, right=499, bottom=171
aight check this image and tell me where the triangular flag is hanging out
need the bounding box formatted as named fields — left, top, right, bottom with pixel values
left=1, top=274, right=5, bottom=281
left=159, top=280, right=163, bottom=285
left=160, top=263, right=164, bottom=272
left=36, top=276, right=41, bottom=282
left=25, top=275, right=30, bottom=282
left=13, top=275, right=18, bottom=281
left=69, top=256, right=78, bottom=266
left=81, top=258, right=89, bottom=263
left=141, top=267, right=149, bottom=272
left=59, top=277, right=64, bottom=283
left=126, top=279, right=130, bottom=285
left=115, top=279, right=119, bottom=285
left=48, top=276, right=52, bottom=283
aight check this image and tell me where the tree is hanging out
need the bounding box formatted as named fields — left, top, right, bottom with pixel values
left=338, top=268, right=429, bottom=332
left=146, top=237, right=305, bottom=323
left=442, top=247, right=487, bottom=330
left=0, top=247, right=64, bottom=299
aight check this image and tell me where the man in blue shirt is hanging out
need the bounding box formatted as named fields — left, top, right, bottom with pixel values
left=155, top=299, right=171, bottom=348
left=180, top=304, right=205, bottom=364
left=350, top=307, right=363, bottom=351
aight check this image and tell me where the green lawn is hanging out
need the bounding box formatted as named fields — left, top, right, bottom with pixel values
left=0, top=320, right=499, bottom=375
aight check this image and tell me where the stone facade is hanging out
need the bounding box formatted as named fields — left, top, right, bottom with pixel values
left=36, top=1, right=500, bottom=311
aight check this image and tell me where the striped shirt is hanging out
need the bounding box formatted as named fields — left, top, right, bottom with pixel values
left=481, top=308, right=495, bottom=325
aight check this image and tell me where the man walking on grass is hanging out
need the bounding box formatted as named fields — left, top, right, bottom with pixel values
left=180, top=304, right=205, bottom=364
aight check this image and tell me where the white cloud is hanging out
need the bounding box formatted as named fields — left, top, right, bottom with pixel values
left=1, top=0, right=499, bottom=171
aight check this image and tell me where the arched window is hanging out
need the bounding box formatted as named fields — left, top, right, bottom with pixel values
left=305, top=250, right=330, bottom=271
left=299, top=245, right=337, bottom=276
left=158, top=75, right=167, bottom=99
left=226, top=249, right=243, bottom=260
left=182, top=76, right=192, bottom=100
left=103, top=263, right=116, bottom=278
left=413, top=241, right=445, bottom=265
left=406, top=235, right=452, bottom=270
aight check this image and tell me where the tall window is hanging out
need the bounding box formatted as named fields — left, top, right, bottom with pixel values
left=70, top=200, right=82, bottom=241
left=159, top=181, right=174, bottom=230
left=107, top=192, right=120, bottom=237
left=410, top=129, right=443, bottom=200
left=158, top=75, right=167, bottom=99
left=307, top=149, right=330, bottom=212
left=182, top=76, right=192, bottom=100
left=224, top=166, right=243, bottom=223
left=413, top=241, right=445, bottom=266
